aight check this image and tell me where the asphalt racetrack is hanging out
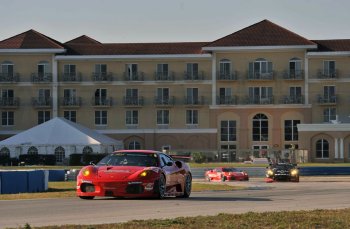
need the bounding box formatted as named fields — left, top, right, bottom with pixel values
left=1, top=177, right=350, bottom=228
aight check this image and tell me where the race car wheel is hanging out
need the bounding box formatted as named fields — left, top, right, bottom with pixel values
left=79, top=196, right=95, bottom=200
left=180, top=174, right=192, bottom=198
left=221, top=176, right=226, bottom=182
left=206, top=176, right=211, bottom=182
left=156, top=174, right=166, bottom=199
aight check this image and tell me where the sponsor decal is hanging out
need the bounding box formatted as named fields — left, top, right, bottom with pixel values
left=81, top=180, right=93, bottom=183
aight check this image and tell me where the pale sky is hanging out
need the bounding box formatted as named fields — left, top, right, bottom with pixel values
left=1, top=0, right=349, bottom=43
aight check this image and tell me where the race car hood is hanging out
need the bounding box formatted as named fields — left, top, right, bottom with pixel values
left=97, top=166, right=147, bottom=180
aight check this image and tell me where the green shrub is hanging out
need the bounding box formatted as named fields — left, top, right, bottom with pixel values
left=192, top=152, right=207, bottom=163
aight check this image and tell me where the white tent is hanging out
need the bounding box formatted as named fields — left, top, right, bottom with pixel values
left=0, top=117, right=123, bottom=158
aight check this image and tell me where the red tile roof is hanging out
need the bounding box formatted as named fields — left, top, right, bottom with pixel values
left=312, top=39, right=350, bottom=51
left=0, top=29, right=64, bottom=49
left=205, top=19, right=316, bottom=47
left=64, top=42, right=209, bottom=55
left=65, top=35, right=102, bottom=45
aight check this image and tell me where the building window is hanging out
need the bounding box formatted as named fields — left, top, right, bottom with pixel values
left=156, top=88, right=169, bottom=104
left=219, top=59, right=231, bottom=77
left=128, top=141, right=141, bottom=150
left=54, top=146, right=65, bottom=163
left=95, top=64, right=107, bottom=75
left=157, top=110, right=169, bottom=125
left=284, top=120, right=300, bottom=141
left=94, top=88, right=107, bottom=106
left=95, top=110, right=107, bottom=125
left=252, top=113, right=268, bottom=141
left=156, top=64, right=169, bottom=77
left=289, top=87, right=302, bottom=103
left=38, top=61, right=50, bottom=78
left=1, top=111, right=14, bottom=126
left=27, top=146, right=38, bottom=155
left=1, top=89, right=15, bottom=106
left=1, top=61, right=14, bottom=77
left=316, top=139, right=329, bottom=158
left=249, top=58, right=273, bottom=79
left=125, top=63, right=138, bottom=80
left=63, top=64, right=76, bottom=77
left=221, top=120, right=236, bottom=141
left=323, top=107, right=336, bottom=123
left=186, top=88, right=199, bottom=104
left=218, top=88, right=233, bottom=104
left=64, top=111, right=76, bottom=122
left=83, top=146, right=93, bottom=154
left=37, top=89, right=51, bottom=106
left=0, top=147, right=10, bottom=157
left=186, top=63, right=199, bottom=79
left=322, top=85, right=336, bottom=103
left=38, top=111, right=50, bottom=124
left=126, top=110, right=138, bottom=125
left=248, top=87, right=273, bottom=104
left=186, top=110, right=198, bottom=125
left=289, top=58, right=302, bottom=78
left=323, top=60, right=336, bottom=77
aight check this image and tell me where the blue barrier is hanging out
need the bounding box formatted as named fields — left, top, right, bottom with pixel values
left=0, top=171, right=28, bottom=194
left=48, top=170, right=66, bottom=181
left=299, top=167, right=350, bottom=176
left=27, top=170, right=45, bottom=193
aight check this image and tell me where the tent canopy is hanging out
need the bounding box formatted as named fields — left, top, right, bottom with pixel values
left=0, top=117, right=122, bottom=147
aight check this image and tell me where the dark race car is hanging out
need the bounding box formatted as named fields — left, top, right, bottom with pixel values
left=76, top=150, right=192, bottom=199
left=265, top=163, right=299, bottom=182
left=205, top=167, right=249, bottom=182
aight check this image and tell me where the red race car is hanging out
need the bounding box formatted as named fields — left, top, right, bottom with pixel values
left=205, top=167, right=249, bottom=182
left=76, top=150, right=192, bottom=199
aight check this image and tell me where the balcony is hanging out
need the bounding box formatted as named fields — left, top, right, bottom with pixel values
left=124, top=72, right=144, bottom=81
left=0, top=73, right=20, bottom=83
left=248, top=72, right=273, bottom=80
left=0, top=97, right=20, bottom=108
left=91, top=97, right=112, bottom=107
left=316, top=70, right=338, bottom=79
left=62, top=73, right=82, bottom=82
left=92, top=72, right=113, bottom=82
left=281, top=95, right=304, bottom=104
left=217, top=71, right=238, bottom=80
left=216, top=96, right=237, bottom=105
left=317, top=95, right=337, bottom=105
left=244, top=96, right=274, bottom=105
left=123, top=96, right=144, bottom=107
left=184, top=96, right=205, bottom=106
left=61, top=97, right=82, bottom=107
left=154, top=72, right=175, bottom=81
left=32, top=97, right=52, bottom=108
left=154, top=96, right=175, bottom=107
left=282, top=70, right=304, bottom=80
left=31, top=73, right=52, bottom=83
left=184, top=71, right=205, bottom=80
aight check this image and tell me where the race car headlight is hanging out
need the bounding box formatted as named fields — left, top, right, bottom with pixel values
left=139, top=171, right=148, bottom=177
left=291, top=169, right=298, bottom=176
left=82, top=169, right=90, bottom=177
left=267, top=169, right=274, bottom=176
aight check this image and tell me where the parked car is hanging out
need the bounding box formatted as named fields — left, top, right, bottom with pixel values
left=205, top=167, right=249, bottom=181
left=265, top=163, right=299, bottom=182
left=76, top=150, right=192, bottom=199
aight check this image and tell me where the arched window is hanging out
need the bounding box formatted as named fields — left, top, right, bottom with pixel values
left=27, top=146, right=38, bottom=155
left=316, top=139, right=329, bottom=158
left=54, top=146, right=65, bottom=163
left=128, top=141, right=141, bottom=150
left=252, top=114, right=268, bottom=141
left=0, top=147, right=10, bottom=157
left=82, top=146, right=93, bottom=154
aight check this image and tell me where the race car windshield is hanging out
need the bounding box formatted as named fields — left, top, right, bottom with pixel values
left=275, top=164, right=294, bottom=170
left=97, top=153, right=158, bottom=167
left=222, top=168, right=238, bottom=172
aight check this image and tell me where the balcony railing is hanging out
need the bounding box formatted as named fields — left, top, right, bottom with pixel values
left=216, top=96, right=237, bottom=105
left=154, top=96, right=175, bottom=106
left=184, top=96, right=205, bottom=106
left=124, top=72, right=145, bottom=81
left=317, top=95, right=337, bottom=104
left=244, top=96, right=274, bottom=105
left=61, top=97, right=82, bottom=107
left=248, top=72, right=273, bottom=80
left=217, top=71, right=238, bottom=80
left=282, top=70, right=304, bottom=80
left=317, top=70, right=338, bottom=79
left=62, top=73, right=82, bottom=82
left=184, top=71, right=205, bottom=80
left=281, top=95, right=304, bottom=104
left=91, top=97, right=112, bottom=107
left=154, top=72, right=175, bottom=81
left=31, top=73, right=52, bottom=83
left=92, top=72, right=113, bottom=81
left=0, top=73, right=20, bottom=83
left=123, top=96, right=144, bottom=106
left=32, top=97, right=52, bottom=108
left=0, top=97, right=20, bottom=108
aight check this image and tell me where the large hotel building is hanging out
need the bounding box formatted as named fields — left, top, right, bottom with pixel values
left=1, top=20, right=350, bottom=163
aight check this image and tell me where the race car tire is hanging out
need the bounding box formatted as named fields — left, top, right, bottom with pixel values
left=79, top=196, right=95, bottom=200
left=221, top=176, right=226, bottom=182
left=179, top=174, right=192, bottom=198
left=155, top=174, right=166, bottom=199
left=206, top=176, right=211, bottom=182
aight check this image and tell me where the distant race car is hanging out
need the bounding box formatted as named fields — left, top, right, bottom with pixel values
left=265, top=163, right=299, bottom=182
left=76, top=150, right=192, bottom=199
left=205, top=167, right=249, bottom=182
